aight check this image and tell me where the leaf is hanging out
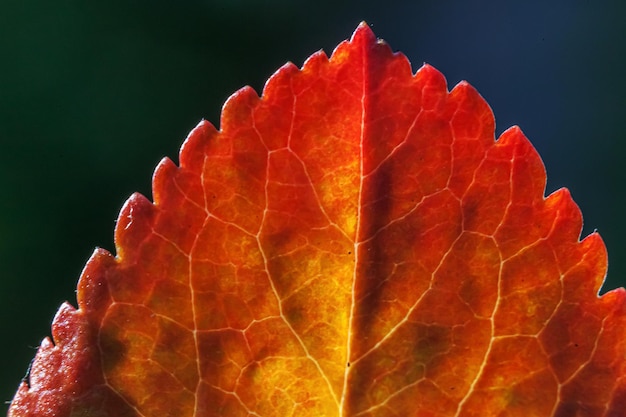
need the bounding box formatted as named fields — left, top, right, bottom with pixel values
left=9, top=22, right=626, bottom=417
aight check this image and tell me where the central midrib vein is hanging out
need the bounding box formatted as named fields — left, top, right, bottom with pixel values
left=339, top=43, right=367, bottom=417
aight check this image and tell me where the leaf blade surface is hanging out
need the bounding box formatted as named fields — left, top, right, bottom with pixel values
left=9, top=23, right=626, bottom=417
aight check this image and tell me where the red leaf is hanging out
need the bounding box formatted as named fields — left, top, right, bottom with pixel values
left=9, top=22, right=626, bottom=417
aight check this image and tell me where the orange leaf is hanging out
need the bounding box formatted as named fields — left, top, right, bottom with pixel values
left=9, top=22, right=626, bottom=417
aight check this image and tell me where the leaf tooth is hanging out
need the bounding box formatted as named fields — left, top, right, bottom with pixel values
left=113, top=192, right=156, bottom=263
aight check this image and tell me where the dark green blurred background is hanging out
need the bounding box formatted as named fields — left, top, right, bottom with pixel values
left=2, top=1, right=625, bottom=411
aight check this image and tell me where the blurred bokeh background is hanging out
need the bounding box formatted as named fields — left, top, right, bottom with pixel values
left=1, top=1, right=625, bottom=411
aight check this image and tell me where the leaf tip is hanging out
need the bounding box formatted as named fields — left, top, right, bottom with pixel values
left=351, top=20, right=378, bottom=46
